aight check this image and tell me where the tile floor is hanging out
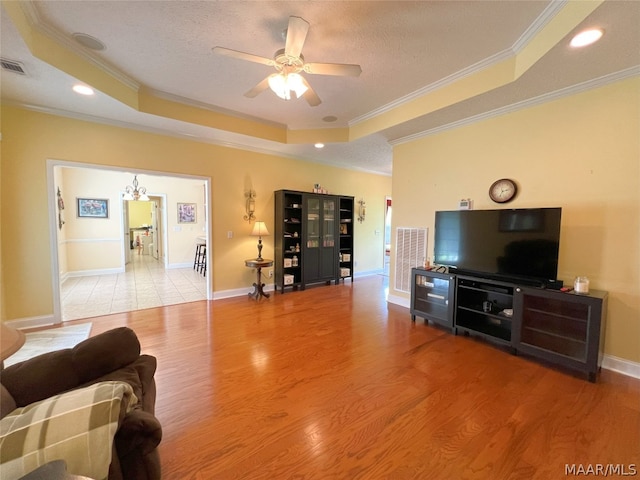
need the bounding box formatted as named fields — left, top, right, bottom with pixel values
left=62, top=254, right=207, bottom=321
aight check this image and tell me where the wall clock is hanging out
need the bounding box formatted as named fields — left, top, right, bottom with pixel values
left=489, top=178, right=517, bottom=203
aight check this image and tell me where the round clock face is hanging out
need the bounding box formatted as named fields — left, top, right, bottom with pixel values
left=489, top=178, right=517, bottom=203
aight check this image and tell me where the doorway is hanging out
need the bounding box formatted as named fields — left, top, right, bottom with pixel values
left=48, top=160, right=211, bottom=324
left=125, top=195, right=165, bottom=262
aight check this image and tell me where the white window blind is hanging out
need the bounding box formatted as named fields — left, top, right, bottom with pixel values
left=394, top=227, right=427, bottom=293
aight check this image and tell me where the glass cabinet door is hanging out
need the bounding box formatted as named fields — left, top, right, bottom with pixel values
left=306, top=197, right=320, bottom=248
left=323, top=199, right=335, bottom=247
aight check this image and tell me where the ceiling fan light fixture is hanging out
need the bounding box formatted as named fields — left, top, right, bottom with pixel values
left=268, top=72, right=308, bottom=100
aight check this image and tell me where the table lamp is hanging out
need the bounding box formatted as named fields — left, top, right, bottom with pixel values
left=251, top=221, right=269, bottom=260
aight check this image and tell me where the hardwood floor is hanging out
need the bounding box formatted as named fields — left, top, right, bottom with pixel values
left=80, top=275, right=639, bottom=479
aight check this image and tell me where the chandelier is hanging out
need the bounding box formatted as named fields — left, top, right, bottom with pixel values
left=123, top=175, right=149, bottom=201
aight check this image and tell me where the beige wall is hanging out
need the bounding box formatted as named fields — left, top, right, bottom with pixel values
left=56, top=167, right=206, bottom=272
left=391, top=77, right=640, bottom=363
left=0, top=105, right=391, bottom=321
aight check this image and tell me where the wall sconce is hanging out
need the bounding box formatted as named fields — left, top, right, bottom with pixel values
left=244, top=190, right=256, bottom=222
left=357, top=198, right=366, bottom=223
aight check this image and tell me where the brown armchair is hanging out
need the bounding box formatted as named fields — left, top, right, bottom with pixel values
left=1, top=327, right=162, bottom=480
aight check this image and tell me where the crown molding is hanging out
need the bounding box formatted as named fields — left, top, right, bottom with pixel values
left=148, top=88, right=287, bottom=130
left=6, top=100, right=387, bottom=176
left=389, top=67, right=640, bottom=146
left=351, top=0, right=568, bottom=127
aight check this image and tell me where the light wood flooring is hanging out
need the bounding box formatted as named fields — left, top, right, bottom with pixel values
left=78, top=275, right=639, bottom=479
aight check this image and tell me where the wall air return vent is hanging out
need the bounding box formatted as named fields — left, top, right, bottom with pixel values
left=1, top=58, right=27, bottom=75
left=394, top=227, right=427, bottom=293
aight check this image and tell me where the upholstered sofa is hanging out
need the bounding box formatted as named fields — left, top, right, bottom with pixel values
left=0, top=327, right=162, bottom=480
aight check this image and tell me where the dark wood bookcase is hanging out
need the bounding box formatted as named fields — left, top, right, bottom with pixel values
left=274, top=190, right=303, bottom=293
left=274, top=190, right=354, bottom=293
left=338, top=196, right=354, bottom=283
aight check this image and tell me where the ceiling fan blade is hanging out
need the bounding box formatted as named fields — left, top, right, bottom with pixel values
left=304, top=62, right=362, bottom=77
left=284, top=16, right=309, bottom=58
left=300, top=77, right=321, bottom=106
left=244, top=76, right=271, bottom=98
left=212, top=46, right=274, bottom=67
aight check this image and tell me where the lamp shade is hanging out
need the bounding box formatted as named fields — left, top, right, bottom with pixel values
left=1, top=323, right=25, bottom=361
left=251, top=221, right=269, bottom=237
left=268, top=73, right=308, bottom=100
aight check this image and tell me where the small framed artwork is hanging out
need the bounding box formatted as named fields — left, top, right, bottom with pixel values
left=77, top=198, right=109, bottom=218
left=177, top=203, right=197, bottom=223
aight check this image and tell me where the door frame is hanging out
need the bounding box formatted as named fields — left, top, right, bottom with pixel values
left=47, top=159, right=212, bottom=325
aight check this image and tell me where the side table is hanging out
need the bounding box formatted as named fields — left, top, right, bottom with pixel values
left=245, top=258, right=273, bottom=300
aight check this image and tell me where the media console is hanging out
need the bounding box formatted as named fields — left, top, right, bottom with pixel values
left=410, top=268, right=607, bottom=382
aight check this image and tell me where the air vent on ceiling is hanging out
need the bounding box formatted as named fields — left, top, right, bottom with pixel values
left=1, top=58, right=27, bottom=75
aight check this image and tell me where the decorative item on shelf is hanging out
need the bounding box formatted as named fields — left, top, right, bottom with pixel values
left=574, top=276, right=590, bottom=294
left=123, top=175, right=149, bottom=201
left=313, top=183, right=328, bottom=194
left=251, top=221, right=269, bottom=260
left=244, top=189, right=256, bottom=222
left=357, top=198, right=366, bottom=223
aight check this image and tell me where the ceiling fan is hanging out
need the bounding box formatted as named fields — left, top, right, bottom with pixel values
left=213, top=16, right=361, bottom=106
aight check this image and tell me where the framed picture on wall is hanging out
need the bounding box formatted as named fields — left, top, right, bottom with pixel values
left=177, top=203, right=196, bottom=223
left=77, top=198, right=109, bottom=218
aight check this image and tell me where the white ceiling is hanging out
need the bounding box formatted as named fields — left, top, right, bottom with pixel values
left=2, top=1, right=639, bottom=176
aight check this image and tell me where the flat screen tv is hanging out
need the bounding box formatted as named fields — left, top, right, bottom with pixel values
left=434, top=207, right=562, bottom=285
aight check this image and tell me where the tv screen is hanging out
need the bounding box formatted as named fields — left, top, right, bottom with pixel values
left=434, top=208, right=561, bottom=283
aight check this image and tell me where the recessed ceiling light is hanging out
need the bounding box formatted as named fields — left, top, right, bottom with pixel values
left=314, top=143, right=325, bottom=149
left=72, top=33, right=106, bottom=51
left=570, top=28, right=604, bottom=48
left=322, top=116, right=338, bottom=123
left=73, top=84, right=95, bottom=96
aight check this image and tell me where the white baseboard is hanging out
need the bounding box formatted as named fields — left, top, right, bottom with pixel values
left=387, top=293, right=410, bottom=309
left=66, top=267, right=124, bottom=277
left=354, top=269, right=384, bottom=278
left=167, top=262, right=193, bottom=269
left=5, top=315, right=58, bottom=330
left=602, top=355, right=640, bottom=379
left=213, top=284, right=275, bottom=300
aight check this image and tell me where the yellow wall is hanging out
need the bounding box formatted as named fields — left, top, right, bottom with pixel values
left=391, top=76, right=640, bottom=363
left=128, top=201, right=152, bottom=228
left=0, top=105, right=391, bottom=321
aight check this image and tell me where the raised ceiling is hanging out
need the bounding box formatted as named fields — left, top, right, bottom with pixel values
left=1, top=1, right=639, bottom=176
